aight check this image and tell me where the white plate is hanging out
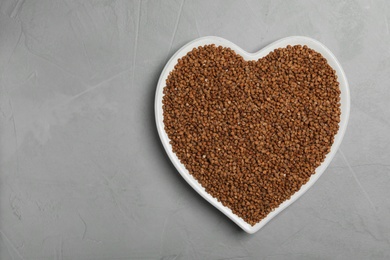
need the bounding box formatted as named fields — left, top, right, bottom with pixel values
left=155, top=36, right=350, bottom=234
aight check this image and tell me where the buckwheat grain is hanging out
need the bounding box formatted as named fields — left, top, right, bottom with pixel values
left=162, top=44, right=341, bottom=226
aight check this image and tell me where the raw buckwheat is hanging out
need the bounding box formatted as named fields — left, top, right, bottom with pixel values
left=162, top=44, right=341, bottom=226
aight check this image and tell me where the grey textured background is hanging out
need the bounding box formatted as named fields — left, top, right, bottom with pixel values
left=1, top=0, right=389, bottom=259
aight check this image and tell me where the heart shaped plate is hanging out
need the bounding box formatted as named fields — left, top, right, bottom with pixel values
left=155, top=36, right=350, bottom=234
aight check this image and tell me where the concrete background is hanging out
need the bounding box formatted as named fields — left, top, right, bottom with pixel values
left=1, top=0, right=390, bottom=259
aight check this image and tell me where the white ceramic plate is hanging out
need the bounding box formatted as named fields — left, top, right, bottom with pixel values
left=155, top=36, right=350, bottom=234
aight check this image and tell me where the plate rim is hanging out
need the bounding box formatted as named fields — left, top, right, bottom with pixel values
left=154, top=36, right=350, bottom=234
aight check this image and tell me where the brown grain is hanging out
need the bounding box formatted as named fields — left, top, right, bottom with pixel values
left=162, top=44, right=341, bottom=226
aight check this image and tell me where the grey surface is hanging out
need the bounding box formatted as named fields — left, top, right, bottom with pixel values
left=0, top=0, right=389, bottom=259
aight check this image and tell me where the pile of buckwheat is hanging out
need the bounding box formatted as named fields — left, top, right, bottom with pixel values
left=162, top=44, right=341, bottom=226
